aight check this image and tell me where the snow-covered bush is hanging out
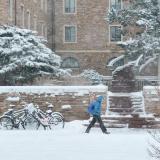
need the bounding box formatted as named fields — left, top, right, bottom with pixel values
left=80, top=69, right=103, bottom=85
left=148, top=130, right=160, bottom=159
left=108, top=0, right=160, bottom=74
left=0, top=25, right=69, bottom=85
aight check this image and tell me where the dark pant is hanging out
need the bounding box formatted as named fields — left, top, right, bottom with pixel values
left=85, top=115, right=107, bottom=133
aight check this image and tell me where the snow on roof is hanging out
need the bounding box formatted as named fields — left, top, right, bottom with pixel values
left=0, top=86, right=107, bottom=94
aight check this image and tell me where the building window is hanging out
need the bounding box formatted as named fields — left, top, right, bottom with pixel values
left=110, top=0, right=122, bottom=10
left=64, top=0, right=76, bottom=13
left=110, top=26, right=122, bottom=42
left=20, top=5, right=24, bottom=27
left=64, top=26, right=76, bottom=42
left=26, top=10, right=31, bottom=29
left=8, top=0, right=13, bottom=19
left=62, top=57, right=79, bottom=68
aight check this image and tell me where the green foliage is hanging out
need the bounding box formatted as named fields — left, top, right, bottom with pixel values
left=0, top=25, right=68, bottom=85
left=108, top=0, right=160, bottom=72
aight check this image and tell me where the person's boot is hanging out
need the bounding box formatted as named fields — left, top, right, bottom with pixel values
left=85, top=128, right=90, bottom=133
left=103, top=131, right=110, bottom=134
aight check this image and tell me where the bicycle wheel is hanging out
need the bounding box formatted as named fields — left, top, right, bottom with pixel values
left=49, top=115, right=65, bottom=129
left=0, top=116, right=13, bottom=130
left=23, top=115, right=39, bottom=130
left=51, top=112, right=64, bottom=119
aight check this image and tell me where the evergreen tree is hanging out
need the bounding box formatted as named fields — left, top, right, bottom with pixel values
left=0, top=26, right=69, bottom=85
left=108, top=0, right=160, bottom=73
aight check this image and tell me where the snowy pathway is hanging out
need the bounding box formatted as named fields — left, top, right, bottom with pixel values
left=0, top=121, right=151, bottom=160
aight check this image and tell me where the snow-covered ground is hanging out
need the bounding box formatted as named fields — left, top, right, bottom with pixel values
left=0, top=120, right=152, bottom=160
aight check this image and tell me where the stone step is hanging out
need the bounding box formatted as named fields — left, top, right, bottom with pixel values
left=83, top=123, right=128, bottom=128
left=84, top=116, right=160, bottom=129
left=131, top=97, right=142, bottom=100
left=109, top=105, right=133, bottom=109
left=132, top=102, right=142, bottom=105
left=132, top=106, right=143, bottom=109
left=103, top=119, right=126, bottom=124
left=109, top=108, right=134, bottom=113
left=131, top=100, right=142, bottom=103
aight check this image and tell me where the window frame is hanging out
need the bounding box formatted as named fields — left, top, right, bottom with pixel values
left=64, top=25, right=77, bottom=43
left=61, top=57, right=80, bottom=69
left=109, top=25, right=122, bottom=43
left=63, top=0, right=77, bottom=14
left=109, top=0, right=123, bottom=11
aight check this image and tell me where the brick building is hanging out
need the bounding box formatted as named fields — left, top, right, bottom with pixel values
left=0, top=0, right=48, bottom=38
left=0, top=0, right=159, bottom=79
left=48, top=0, right=126, bottom=75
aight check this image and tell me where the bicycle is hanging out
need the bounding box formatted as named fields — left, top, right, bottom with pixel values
left=0, top=108, right=26, bottom=130
left=0, top=105, right=42, bottom=130
left=36, top=104, right=65, bottom=129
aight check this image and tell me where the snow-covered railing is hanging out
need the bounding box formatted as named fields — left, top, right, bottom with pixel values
left=112, top=60, right=136, bottom=75
left=107, top=55, right=125, bottom=67
left=139, top=56, right=157, bottom=72
left=135, top=54, right=143, bottom=67
left=136, top=76, right=159, bottom=81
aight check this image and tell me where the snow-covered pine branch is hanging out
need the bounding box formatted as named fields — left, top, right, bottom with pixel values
left=108, top=0, right=160, bottom=74
left=0, top=25, right=70, bottom=85
left=148, top=130, right=160, bottom=159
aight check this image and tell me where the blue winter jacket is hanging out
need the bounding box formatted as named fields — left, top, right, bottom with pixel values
left=89, top=96, right=103, bottom=116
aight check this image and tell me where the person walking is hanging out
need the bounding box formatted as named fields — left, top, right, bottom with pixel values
left=85, top=95, right=110, bottom=134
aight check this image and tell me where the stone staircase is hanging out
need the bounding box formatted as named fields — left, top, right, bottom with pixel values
left=107, top=91, right=145, bottom=115
left=130, top=95, right=144, bottom=114
left=84, top=114, right=160, bottom=129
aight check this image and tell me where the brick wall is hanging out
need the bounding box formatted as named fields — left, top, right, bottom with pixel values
left=0, top=86, right=107, bottom=121
left=0, top=0, right=48, bottom=38
left=0, top=1, right=8, bottom=24
left=52, top=0, right=124, bottom=75
left=0, top=86, right=159, bottom=121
